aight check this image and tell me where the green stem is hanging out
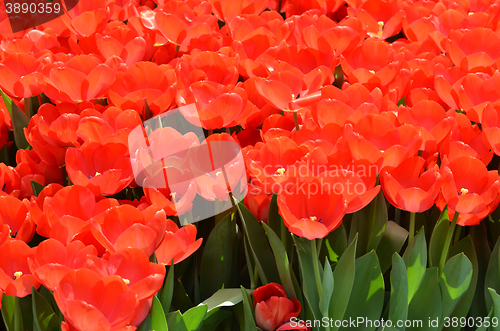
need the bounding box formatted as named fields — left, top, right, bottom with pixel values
left=311, top=239, right=322, bottom=295
left=439, top=211, right=459, bottom=272
left=453, top=223, right=462, bottom=245
left=409, top=212, right=416, bottom=243
left=292, top=111, right=300, bottom=131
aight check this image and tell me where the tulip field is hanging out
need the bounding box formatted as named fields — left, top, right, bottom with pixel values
left=3, top=0, right=500, bottom=330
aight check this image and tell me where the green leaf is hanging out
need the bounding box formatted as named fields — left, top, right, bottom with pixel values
left=407, top=268, right=442, bottom=331
left=172, top=279, right=194, bottom=313
left=354, top=190, right=388, bottom=256
left=0, top=89, right=30, bottom=149
left=198, top=308, right=232, bottom=331
left=488, top=288, right=500, bottom=331
left=200, top=289, right=245, bottom=311
left=402, top=228, right=427, bottom=303
left=30, top=180, right=45, bottom=198
left=376, top=221, right=408, bottom=274
left=235, top=200, right=280, bottom=284
left=1, top=294, right=23, bottom=331
left=447, top=236, right=479, bottom=331
left=389, top=253, right=408, bottom=330
left=262, top=222, right=296, bottom=299
left=319, top=257, right=334, bottom=318
left=183, top=305, right=208, bottom=330
left=485, top=236, right=500, bottom=311
left=321, top=224, right=347, bottom=263
left=293, top=236, right=322, bottom=321
left=330, top=235, right=357, bottom=331
left=341, top=251, right=385, bottom=331
left=240, top=286, right=257, bottom=331
left=165, top=311, right=188, bottom=331
left=151, top=296, right=169, bottom=331
left=32, top=287, right=60, bottom=331
left=439, top=253, right=473, bottom=321
left=428, top=208, right=449, bottom=268
left=160, top=262, right=174, bottom=315
left=267, top=193, right=281, bottom=237
left=200, top=214, right=237, bottom=300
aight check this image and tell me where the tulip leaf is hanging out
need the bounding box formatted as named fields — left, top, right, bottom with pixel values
left=407, top=268, right=442, bottom=331
left=402, top=228, right=427, bottom=304
left=235, top=200, right=280, bottom=284
left=293, top=235, right=322, bottom=321
left=262, top=222, right=296, bottom=299
left=319, top=257, right=334, bottom=318
left=25, top=96, right=39, bottom=119
left=330, top=235, right=357, bottom=331
left=198, top=307, right=232, bottom=331
left=447, top=236, right=478, bottom=331
left=32, top=287, right=60, bottom=331
left=354, top=190, right=388, bottom=256
left=389, top=253, right=408, bottom=329
left=183, top=305, right=208, bottom=330
left=165, top=312, right=188, bottom=331
left=321, top=224, right=347, bottom=264
left=487, top=288, right=500, bottom=329
left=267, top=193, right=281, bottom=237
left=200, top=214, right=237, bottom=300
left=151, top=296, right=169, bottom=331
left=429, top=207, right=449, bottom=268
left=240, top=286, right=257, bottom=331
left=30, top=180, right=45, bottom=198
left=439, top=253, right=473, bottom=324
left=0, top=89, right=30, bottom=150
left=160, top=261, right=174, bottom=315
left=172, top=279, right=194, bottom=313
left=200, top=289, right=245, bottom=311
left=485, top=236, right=500, bottom=311
left=376, top=221, right=408, bottom=274
left=341, top=251, right=385, bottom=331
left=1, top=294, right=23, bottom=331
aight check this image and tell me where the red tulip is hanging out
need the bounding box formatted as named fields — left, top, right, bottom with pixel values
left=437, top=156, right=500, bottom=226
left=90, top=205, right=166, bottom=257
left=66, top=142, right=134, bottom=196
left=40, top=55, right=115, bottom=103
left=0, top=196, right=34, bottom=243
left=28, top=239, right=98, bottom=291
left=0, top=239, right=40, bottom=297
left=108, top=61, right=177, bottom=117
left=380, top=156, right=441, bottom=213
left=0, top=164, right=21, bottom=198
left=155, top=219, right=203, bottom=265
left=278, top=178, right=347, bottom=239
left=245, top=183, right=272, bottom=223
left=54, top=268, right=138, bottom=331
left=0, top=52, right=42, bottom=98
left=253, top=283, right=301, bottom=331
left=84, top=248, right=165, bottom=326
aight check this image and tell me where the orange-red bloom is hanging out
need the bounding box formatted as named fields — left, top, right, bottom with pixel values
left=381, top=156, right=441, bottom=213
left=155, top=219, right=202, bottom=265
left=253, top=283, right=301, bottom=331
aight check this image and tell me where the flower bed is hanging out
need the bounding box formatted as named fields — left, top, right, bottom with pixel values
left=1, top=0, right=500, bottom=330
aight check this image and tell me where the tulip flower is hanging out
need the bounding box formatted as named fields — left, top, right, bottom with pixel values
left=0, top=239, right=40, bottom=297
left=54, top=268, right=138, bottom=331
left=380, top=156, right=441, bottom=213
left=0, top=52, right=42, bottom=98
left=155, top=219, right=203, bottom=265
left=28, top=239, right=98, bottom=291
left=252, top=283, right=301, bottom=331
left=278, top=178, right=347, bottom=239
left=0, top=196, right=34, bottom=243
left=437, top=156, right=500, bottom=226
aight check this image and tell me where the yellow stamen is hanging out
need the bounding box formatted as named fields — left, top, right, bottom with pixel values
left=123, top=278, right=130, bottom=285
left=310, top=216, right=317, bottom=221
left=170, top=192, right=177, bottom=200
left=369, top=70, right=375, bottom=74
left=276, top=168, right=286, bottom=175
left=14, top=271, right=22, bottom=279
left=216, top=171, right=222, bottom=177
left=95, top=172, right=102, bottom=176
left=460, top=188, right=469, bottom=195
left=377, top=21, right=384, bottom=36
left=468, top=12, right=474, bottom=15
left=291, top=94, right=296, bottom=100
left=8, top=229, right=11, bottom=238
